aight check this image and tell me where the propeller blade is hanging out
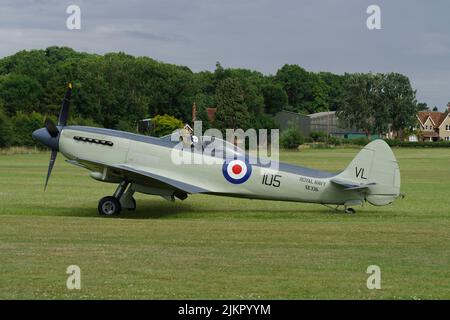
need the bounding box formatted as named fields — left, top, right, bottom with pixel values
left=58, top=83, right=72, bottom=126
left=44, top=150, right=58, bottom=191
left=44, top=119, right=59, bottom=137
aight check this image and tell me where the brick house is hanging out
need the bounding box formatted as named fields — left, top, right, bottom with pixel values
left=416, top=103, right=450, bottom=142
left=191, top=102, right=217, bottom=123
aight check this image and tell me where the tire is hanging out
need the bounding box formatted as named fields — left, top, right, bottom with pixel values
left=98, top=196, right=121, bottom=216
left=128, top=197, right=137, bottom=211
left=345, top=208, right=356, bottom=214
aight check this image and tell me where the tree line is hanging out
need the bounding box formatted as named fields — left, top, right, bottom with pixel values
left=0, top=46, right=423, bottom=147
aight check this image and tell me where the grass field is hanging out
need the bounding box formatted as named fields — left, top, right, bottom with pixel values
left=0, top=147, right=449, bottom=299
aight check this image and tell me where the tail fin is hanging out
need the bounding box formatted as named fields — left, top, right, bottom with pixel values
left=336, top=139, right=401, bottom=206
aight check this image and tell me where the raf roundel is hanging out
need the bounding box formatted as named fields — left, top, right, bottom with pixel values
left=222, top=159, right=252, bottom=184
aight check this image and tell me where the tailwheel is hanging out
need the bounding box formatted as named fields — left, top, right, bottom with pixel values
left=345, top=207, right=356, bottom=214
left=98, top=196, right=122, bottom=216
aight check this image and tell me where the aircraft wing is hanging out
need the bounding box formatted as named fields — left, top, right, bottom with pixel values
left=66, top=158, right=208, bottom=194
left=330, top=178, right=376, bottom=191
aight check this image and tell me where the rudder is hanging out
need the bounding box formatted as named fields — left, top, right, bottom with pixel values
left=337, top=139, right=401, bottom=206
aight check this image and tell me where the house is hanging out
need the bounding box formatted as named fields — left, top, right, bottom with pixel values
left=205, top=108, right=217, bottom=122
left=191, top=102, right=217, bottom=123
left=416, top=104, right=450, bottom=142
left=183, top=123, right=193, bottom=134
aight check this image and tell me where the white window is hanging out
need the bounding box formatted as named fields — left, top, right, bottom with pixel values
left=409, top=135, right=418, bottom=142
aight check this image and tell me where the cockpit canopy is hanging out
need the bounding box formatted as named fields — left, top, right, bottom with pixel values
left=201, top=136, right=244, bottom=157
left=162, top=130, right=244, bottom=158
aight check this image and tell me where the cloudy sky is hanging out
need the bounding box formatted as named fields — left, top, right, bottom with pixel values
left=1, top=0, right=449, bottom=109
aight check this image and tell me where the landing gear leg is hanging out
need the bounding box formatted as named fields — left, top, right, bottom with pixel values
left=113, top=180, right=129, bottom=199
left=98, top=180, right=130, bottom=216
left=120, top=183, right=137, bottom=211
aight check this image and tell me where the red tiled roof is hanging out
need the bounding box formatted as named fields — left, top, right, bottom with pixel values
left=417, top=111, right=447, bottom=127
left=206, top=107, right=217, bottom=122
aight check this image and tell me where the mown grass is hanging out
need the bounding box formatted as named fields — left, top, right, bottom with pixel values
left=0, top=148, right=449, bottom=299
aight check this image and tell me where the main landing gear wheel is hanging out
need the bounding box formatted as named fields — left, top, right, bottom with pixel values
left=98, top=196, right=122, bottom=216
left=345, top=208, right=356, bottom=214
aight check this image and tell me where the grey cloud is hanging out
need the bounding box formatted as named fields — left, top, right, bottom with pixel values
left=0, top=0, right=449, bottom=108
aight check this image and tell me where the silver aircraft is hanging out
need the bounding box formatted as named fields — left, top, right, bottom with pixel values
left=32, top=85, right=402, bottom=215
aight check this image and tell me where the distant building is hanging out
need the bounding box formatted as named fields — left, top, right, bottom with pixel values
left=205, top=107, right=217, bottom=122
left=137, top=118, right=153, bottom=134
left=309, top=111, right=341, bottom=134
left=183, top=123, right=193, bottom=134
left=276, top=110, right=380, bottom=139
left=415, top=104, right=450, bottom=142
left=275, top=110, right=310, bottom=137
left=308, top=111, right=373, bottom=139
left=191, top=102, right=217, bottom=124
left=275, top=111, right=378, bottom=139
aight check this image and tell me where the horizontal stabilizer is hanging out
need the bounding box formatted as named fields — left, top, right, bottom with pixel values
left=331, top=178, right=376, bottom=191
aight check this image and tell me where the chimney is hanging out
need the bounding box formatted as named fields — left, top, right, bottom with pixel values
left=447, top=102, right=450, bottom=113
left=192, top=102, right=197, bottom=123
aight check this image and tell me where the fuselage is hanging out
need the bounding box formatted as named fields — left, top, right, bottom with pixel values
left=58, top=126, right=364, bottom=205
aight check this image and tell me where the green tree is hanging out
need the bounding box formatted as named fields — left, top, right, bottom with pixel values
left=262, top=83, right=288, bottom=115
left=0, top=49, right=50, bottom=83
left=384, top=73, right=419, bottom=139
left=337, top=73, right=376, bottom=138
left=304, top=74, right=330, bottom=113
left=371, top=73, right=390, bottom=136
left=337, top=72, right=418, bottom=139
left=44, top=46, right=86, bottom=64
left=213, top=61, right=226, bottom=85
left=152, top=114, right=184, bottom=137
left=209, top=66, right=268, bottom=116
left=0, top=46, right=422, bottom=145
left=275, top=64, right=310, bottom=111
left=280, top=123, right=304, bottom=149
left=417, top=102, right=428, bottom=111
left=249, top=113, right=279, bottom=131
left=11, top=112, right=45, bottom=146
left=0, top=108, right=14, bottom=148
left=193, top=93, right=215, bottom=131
left=318, top=72, right=345, bottom=111
left=214, top=78, right=250, bottom=130
left=275, top=64, right=330, bottom=114
left=0, top=74, right=44, bottom=116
